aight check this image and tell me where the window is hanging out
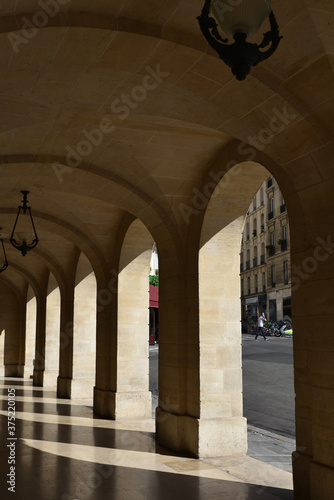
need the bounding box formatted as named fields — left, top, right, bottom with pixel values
left=262, top=272, right=266, bottom=291
left=253, top=195, right=257, bottom=210
left=270, top=231, right=275, bottom=246
left=284, top=260, right=289, bottom=285
left=253, top=218, right=257, bottom=235
left=283, top=225, right=288, bottom=243
left=246, top=222, right=250, bottom=240
left=271, top=264, right=276, bottom=287
left=260, top=187, right=264, bottom=205
left=255, top=274, right=258, bottom=293
left=253, top=246, right=258, bottom=267
left=241, top=279, right=244, bottom=296
left=268, top=195, right=274, bottom=219
left=247, top=277, right=251, bottom=295
left=280, top=194, right=286, bottom=213
left=260, top=243, right=265, bottom=264
left=261, top=213, right=264, bottom=231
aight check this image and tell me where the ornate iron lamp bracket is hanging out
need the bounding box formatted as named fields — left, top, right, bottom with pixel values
left=197, top=0, right=282, bottom=81
left=0, top=228, right=8, bottom=272
left=10, top=190, right=39, bottom=257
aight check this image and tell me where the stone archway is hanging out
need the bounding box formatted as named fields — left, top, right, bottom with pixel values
left=115, top=218, right=154, bottom=419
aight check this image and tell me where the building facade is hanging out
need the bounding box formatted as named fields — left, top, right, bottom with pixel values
left=240, top=176, right=291, bottom=327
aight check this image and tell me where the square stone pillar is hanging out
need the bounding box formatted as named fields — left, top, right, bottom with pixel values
left=5, top=364, right=24, bottom=377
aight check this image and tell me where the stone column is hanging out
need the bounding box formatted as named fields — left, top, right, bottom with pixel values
left=93, top=275, right=116, bottom=418
left=156, top=222, right=247, bottom=458
left=306, top=265, right=334, bottom=499
left=25, top=292, right=37, bottom=379
left=72, top=271, right=96, bottom=401
left=44, top=275, right=61, bottom=389
left=33, top=294, right=47, bottom=386
left=114, top=245, right=152, bottom=419
left=288, top=174, right=334, bottom=499
left=94, top=218, right=153, bottom=419
left=57, top=286, right=75, bottom=399
left=3, top=287, right=26, bottom=378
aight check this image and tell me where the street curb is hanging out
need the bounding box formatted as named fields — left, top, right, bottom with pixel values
left=247, top=425, right=295, bottom=444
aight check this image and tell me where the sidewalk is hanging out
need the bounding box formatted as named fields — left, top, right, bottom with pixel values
left=247, top=425, right=295, bottom=473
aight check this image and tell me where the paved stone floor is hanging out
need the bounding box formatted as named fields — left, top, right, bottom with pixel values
left=0, top=377, right=293, bottom=500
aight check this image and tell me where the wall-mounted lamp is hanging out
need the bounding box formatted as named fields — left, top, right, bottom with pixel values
left=10, top=191, right=39, bottom=256
left=197, top=0, right=282, bottom=81
left=0, top=228, right=8, bottom=272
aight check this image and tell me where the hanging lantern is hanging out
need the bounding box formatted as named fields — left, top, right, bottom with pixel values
left=10, top=191, right=39, bottom=257
left=197, top=0, right=282, bottom=81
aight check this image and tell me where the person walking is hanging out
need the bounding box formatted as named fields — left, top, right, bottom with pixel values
left=255, top=312, right=268, bottom=341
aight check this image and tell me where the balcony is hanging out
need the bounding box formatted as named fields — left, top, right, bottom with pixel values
left=278, top=239, right=288, bottom=251
left=280, top=203, right=286, bottom=213
left=268, top=211, right=274, bottom=220
left=266, top=245, right=275, bottom=257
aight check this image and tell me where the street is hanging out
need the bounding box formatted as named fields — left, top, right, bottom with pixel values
left=149, top=335, right=295, bottom=439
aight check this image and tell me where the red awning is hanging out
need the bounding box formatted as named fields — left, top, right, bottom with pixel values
left=149, top=285, right=159, bottom=308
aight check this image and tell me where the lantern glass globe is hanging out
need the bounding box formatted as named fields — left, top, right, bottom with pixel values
left=211, top=0, right=272, bottom=37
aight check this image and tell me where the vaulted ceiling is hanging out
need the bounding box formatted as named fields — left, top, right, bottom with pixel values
left=0, top=0, right=333, bottom=298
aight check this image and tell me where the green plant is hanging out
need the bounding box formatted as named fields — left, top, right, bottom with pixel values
left=278, top=239, right=286, bottom=245
left=149, top=275, right=159, bottom=287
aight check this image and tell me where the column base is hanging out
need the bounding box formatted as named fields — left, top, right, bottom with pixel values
left=292, top=450, right=312, bottom=500
left=94, top=387, right=152, bottom=419
left=33, top=369, right=44, bottom=386
left=5, top=364, right=24, bottom=377
left=310, top=460, right=334, bottom=500
left=57, top=376, right=72, bottom=399
left=156, top=407, right=247, bottom=458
